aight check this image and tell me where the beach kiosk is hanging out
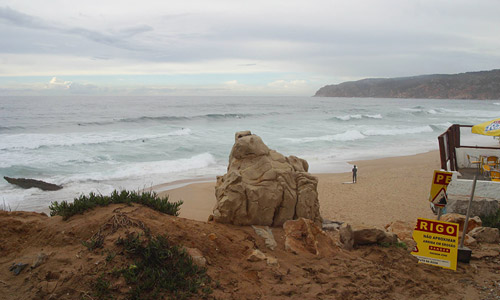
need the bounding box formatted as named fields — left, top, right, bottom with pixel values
left=436, top=120, right=500, bottom=262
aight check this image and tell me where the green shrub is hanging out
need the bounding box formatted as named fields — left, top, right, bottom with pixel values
left=82, top=236, right=104, bottom=251
left=379, top=241, right=407, bottom=250
left=93, top=274, right=112, bottom=300
left=110, top=233, right=211, bottom=300
left=49, top=190, right=182, bottom=220
left=481, top=209, right=500, bottom=230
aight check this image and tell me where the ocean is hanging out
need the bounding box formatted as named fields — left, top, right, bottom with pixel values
left=1, top=96, right=499, bottom=212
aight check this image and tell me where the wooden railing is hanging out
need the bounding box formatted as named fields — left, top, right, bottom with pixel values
left=438, top=124, right=499, bottom=171
left=438, top=124, right=461, bottom=171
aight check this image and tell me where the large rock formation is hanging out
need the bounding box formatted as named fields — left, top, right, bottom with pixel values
left=213, top=131, right=321, bottom=227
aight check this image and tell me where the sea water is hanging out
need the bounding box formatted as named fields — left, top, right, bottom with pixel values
left=1, top=96, right=499, bottom=212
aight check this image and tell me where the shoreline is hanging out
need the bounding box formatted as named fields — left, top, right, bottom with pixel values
left=158, top=150, right=439, bottom=226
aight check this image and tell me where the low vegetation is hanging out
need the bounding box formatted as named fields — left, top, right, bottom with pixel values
left=379, top=241, right=408, bottom=250
left=49, top=190, right=182, bottom=220
left=89, top=232, right=212, bottom=300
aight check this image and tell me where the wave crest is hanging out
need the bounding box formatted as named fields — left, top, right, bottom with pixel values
left=282, top=130, right=366, bottom=143
left=0, top=128, right=192, bottom=150
left=363, top=125, right=434, bottom=136
left=332, top=114, right=383, bottom=121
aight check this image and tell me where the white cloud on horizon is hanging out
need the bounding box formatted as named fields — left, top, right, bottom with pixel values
left=268, top=80, right=307, bottom=89
left=48, top=77, right=72, bottom=89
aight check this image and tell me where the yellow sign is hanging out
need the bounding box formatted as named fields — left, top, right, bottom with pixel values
left=411, top=218, right=459, bottom=270
left=429, top=170, right=453, bottom=207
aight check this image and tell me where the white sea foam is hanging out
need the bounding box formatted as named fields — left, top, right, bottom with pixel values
left=362, top=125, right=434, bottom=136
left=282, top=130, right=365, bottom=143
left=57, top=152, right=216, bottom=184
left=334, top=114, right=382, bottom=121
left=336, top=114, right=362, bottom=121
left=494, top=103, right=500, bottom=106
left=400, top=107, right=423, bottom=113
left=332, top=130, right=366, bottom=141
left=433, top=122, right=453, bottom=128
left=0, top=128, right=192, bottom=150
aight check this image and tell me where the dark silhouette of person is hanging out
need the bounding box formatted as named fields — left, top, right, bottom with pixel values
left=352, top=165, right=357, bottom=183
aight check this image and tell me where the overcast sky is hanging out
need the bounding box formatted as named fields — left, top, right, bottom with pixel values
left=1, top=0, right=499, bottom=96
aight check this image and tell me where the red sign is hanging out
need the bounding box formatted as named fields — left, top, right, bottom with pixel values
left=414, top=219, right=458, bottom=237
left=433, top=172, right=452, bottom=185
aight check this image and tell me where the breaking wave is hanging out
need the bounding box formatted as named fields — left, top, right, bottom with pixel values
left=58, top=152, right=217, bottom=183
left=362, top=125, right=434, bottom=136
left=76, top=112, right=278, bottom=126
left=0, top=128, right=192, bottom=150
left=282, top=130, right=366, bottom=143
left=332, top=114, right=383, bottom=121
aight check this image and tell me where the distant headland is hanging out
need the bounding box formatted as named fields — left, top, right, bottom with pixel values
left=314, top=69, right=500, bottom=99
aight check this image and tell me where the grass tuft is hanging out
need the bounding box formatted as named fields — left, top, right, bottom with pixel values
left=49, top=190, right=182, bottom=220
left=92, top=273, right=112, bottom=300
left=379, top=241, right=407, bottom=250
left=1, top=199, right=12, bottom=212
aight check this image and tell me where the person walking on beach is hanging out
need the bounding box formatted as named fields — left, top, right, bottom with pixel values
left=352, top=165, right=357, bottom=183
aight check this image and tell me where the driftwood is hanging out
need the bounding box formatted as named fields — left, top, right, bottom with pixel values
left=3, top=176, right=63, bottom=191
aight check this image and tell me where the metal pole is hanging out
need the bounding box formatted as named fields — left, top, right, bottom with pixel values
left=459, top=175, right=477, bottom=248
left=437, top=207, right=442, bottom=220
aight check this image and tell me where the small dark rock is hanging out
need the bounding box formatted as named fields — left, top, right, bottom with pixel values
left=9, top=262, right=28, bottom=275
left=3, top=176, right=62, bottom=191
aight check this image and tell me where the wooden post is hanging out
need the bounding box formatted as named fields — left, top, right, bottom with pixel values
left=438, top=136, right=447, bottom=170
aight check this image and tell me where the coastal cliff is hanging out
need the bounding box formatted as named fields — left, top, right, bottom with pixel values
left=315, top=69, right=500, bottom=99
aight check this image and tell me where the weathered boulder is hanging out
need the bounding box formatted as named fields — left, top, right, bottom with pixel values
left=339, top=223, right=354, bottom=250
left=283, top=218, right=336, bottom=256
left=441, top=213, right=482, bottom=234
left=247, top=249, right=267, bottom=262
left=184, top=248, right=207, bottom=267
left=384, top=221, right=414, bottom=242
left=468, top=227, right=500, bottom=244
left=464, top=234, right=478, bottom=247
left=322, top=219, right=343, bottom=231
left=213, top=131, right=321, bottom=226
left=252, top=226, right=277, bottom=250
left=4, top=176, right=62, bottom=191
left=447, top=195, right=499, bottom=217
left=340, top=224, right=398, bottom=248
left=353, top=227, right=384, bottom=245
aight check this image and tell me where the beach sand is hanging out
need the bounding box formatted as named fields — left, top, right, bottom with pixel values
left=159, top=151, right=439, bottom=227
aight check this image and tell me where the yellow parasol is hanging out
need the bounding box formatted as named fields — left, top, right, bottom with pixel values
left=471, top=118, right=500, bottom=136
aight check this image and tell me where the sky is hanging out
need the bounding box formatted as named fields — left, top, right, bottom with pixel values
left=1, top=0, right=500, bottom=96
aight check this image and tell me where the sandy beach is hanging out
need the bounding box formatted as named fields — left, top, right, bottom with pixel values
left=159, top=151, right=439, bottom=227
left=3, top=150, right=500, bottom=300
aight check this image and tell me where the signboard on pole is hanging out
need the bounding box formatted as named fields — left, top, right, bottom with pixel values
left=411, top=218, right=459, bottom=270
left=429, top=170, right=453, bottom=207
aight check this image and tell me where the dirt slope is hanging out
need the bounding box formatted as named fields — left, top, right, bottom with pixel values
left=1, top=205, right=499, bottom=300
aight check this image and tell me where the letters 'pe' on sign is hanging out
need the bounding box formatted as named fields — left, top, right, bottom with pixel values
left=429, top=170, right=453, bottom=206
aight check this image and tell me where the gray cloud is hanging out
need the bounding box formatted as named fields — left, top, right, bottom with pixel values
left=0, top=6, right=54, bottom=30
left=1, top=0, right=500, bottom=92
left=0, top=6, right=150, bottom=53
